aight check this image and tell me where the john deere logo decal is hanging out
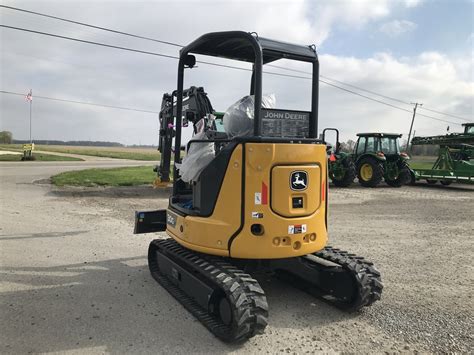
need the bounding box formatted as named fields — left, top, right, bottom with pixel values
left=290, top=171, right=308, bottom=191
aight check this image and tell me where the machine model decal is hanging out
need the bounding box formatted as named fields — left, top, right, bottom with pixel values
left=290, top=171, right=308, bottom=191
left=166, top=212, right=177, bottom=228
left=251, top=212, right=264, bottom=219
left=261, top=108, right=310, bottom=138
left=288, top=224, right=307, bottom=234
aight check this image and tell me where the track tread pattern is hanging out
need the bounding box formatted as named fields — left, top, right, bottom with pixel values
left=312, top=246, right=383, bottom=311
left=148, top=238, right=268, bottom=343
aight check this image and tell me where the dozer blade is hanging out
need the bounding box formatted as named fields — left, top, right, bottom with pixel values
left=148, top=239, right=268, bottom=343
left=271, top=246, right=383, bottom=312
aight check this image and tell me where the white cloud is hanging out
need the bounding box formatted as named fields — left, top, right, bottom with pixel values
left=0, top=0, right=470, bottom=145
left=379, top=20, right=418, bottom=37
left=404, top=0, right=423, bottom=8
left=318, top=51, right=473, bottom=140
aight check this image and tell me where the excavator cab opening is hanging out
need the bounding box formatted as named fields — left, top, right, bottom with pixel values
left=169, top=32, right=321, bottom=223
left=135, top=31, right=382, bottom=343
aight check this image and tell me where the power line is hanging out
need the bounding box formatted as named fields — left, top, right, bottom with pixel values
left=319, top=75, right=470, bottom=123
left=419, top=106, right=470, bottom=122
left=0, top=25, right=179, bottom=60
left=321, top=75, right=411, bottom=106
left=0, top=5, right=183, bottom=47
left=268, top=63, right=412, bottom=105
left=2, top=4, right=470, bottom=123
left=0, top=25, right=297, bottom=78
left=0, top=25, right=332, bottom=81
left=318, top=80, right=460, bottom=125
left=0, top=90, right=159, bottom=114
left=269, top=64, right=471, bottom=122
left=0, top=25, right=462, bottom=125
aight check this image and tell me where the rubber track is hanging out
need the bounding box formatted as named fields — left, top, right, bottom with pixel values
left=148, top=238, right=268, bottom=343
left=312, top=246, right=384, bottom=311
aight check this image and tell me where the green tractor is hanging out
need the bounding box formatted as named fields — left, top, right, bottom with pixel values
left=322, top=128, right=356, bottom=187
left=354, top=133, right=413, bottom=187
left=323, top=130, right=414, bottom=188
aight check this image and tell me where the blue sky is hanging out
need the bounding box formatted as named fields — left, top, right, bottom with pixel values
left=321, top=0, right=472, bottom=58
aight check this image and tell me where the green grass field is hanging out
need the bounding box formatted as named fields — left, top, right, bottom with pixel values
left=406, top=155, right=436, bottom=170
left=51, top=166, right=156, bottom=187
left=0, top=144, right=160, bottom=161
left=409, top=161, right=435, bottom=170
left=0, top=153, right=83, bottom=162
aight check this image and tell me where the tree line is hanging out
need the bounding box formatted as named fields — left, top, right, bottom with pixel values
left=0, top=130, right=123, bottom=146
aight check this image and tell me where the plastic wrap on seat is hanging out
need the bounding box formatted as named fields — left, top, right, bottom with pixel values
left=223, top=94, right=275, bottom=137
left=176, top=132, right=215, bottom=183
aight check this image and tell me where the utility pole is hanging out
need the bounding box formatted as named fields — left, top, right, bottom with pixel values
left=406, top=102, right=422, bottom=151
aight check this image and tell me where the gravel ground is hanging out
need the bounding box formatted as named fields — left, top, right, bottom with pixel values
left=1, top=164, right=473, bottom=354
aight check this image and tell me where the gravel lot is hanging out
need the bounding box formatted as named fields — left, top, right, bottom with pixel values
left=1, top=162, right=473, bottom=354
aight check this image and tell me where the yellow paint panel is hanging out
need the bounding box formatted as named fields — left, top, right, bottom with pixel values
left=271, top=165, right=321, bottom=217
left=230, top=143, right=328, bottom=259
left=167, top=142, right=328, bottom=260
left=170, top=230, right=229, bottom=257
left=167, top=145, right=243, bottom=255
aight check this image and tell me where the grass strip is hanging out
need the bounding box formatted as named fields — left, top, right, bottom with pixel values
left=409, top=161, right=435, bottom=170
left=51, top=166, right=156, bottom=187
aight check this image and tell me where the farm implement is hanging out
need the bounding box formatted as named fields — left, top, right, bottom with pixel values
left=410, top=123, right=474, bottom=185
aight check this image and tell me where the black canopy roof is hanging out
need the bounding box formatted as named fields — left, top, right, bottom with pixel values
left=357, top=133, right=402, bottom=138
left=180, top=31, right=318, bottom=64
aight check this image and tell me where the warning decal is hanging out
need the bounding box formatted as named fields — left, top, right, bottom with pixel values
left=255, top=192, right=262, bottom=205
left=288, top=224, right=307, bottom=234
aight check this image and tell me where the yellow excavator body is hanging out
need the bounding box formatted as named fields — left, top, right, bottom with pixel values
left=137, top=31, right=383, bottom=344
left=166, top=142, right=328, bottom=258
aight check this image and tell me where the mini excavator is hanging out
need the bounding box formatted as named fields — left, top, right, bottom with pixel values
left=135, top=31, right=383, bottom=343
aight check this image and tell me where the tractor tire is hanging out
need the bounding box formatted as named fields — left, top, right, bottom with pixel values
left=440, top=181, right=452, bottom=186
left=386, top=164, right=411, bottom=187
left=357, top=158, right=384, bottom=187
left=331, top=160, right=356, bottom=187
left=426, top=179, right=438, bottom=184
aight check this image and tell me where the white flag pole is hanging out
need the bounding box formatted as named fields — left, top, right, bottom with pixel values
left=29, top=89, right=33, bottom=144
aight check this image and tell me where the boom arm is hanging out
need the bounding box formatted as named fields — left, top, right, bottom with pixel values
left=157, top=86, right=214, bottom=183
